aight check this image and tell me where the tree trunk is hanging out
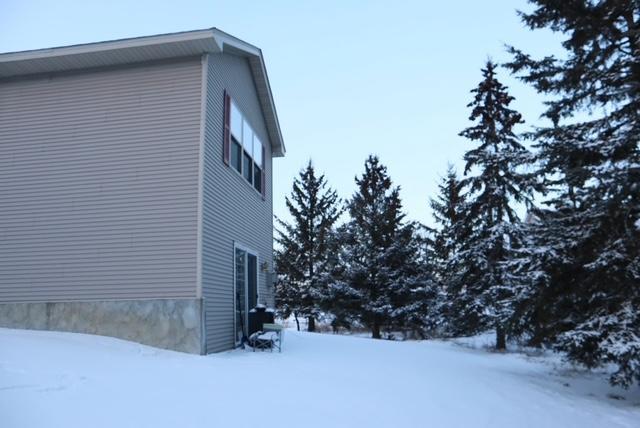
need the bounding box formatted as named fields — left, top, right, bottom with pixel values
left=307, top=316, right=316, bottom=332
left=529, top=315, right=543, bottom=347
left=372, top=321, right=381, bottom=339
left=496, top=325, right=506, bottom=351
left=294, top=313, right=300, bottom=331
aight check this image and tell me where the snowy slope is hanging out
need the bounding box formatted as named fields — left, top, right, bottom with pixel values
left=1, top=328, right=638, bottom=428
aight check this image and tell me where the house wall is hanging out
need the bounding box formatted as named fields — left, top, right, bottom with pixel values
left=0, top=58, right=202, bottom=302
left=0, top=298, right=202, bottom=353
left=201, top=53, right=275, bottom=353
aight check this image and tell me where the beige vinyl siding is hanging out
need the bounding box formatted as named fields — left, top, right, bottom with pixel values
left=0, top=58, right=202, bottom=302
left=202, top=53, right=274, bottom=353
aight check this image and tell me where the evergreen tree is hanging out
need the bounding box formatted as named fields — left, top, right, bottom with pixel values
left=430, top=165, right=468, bottom=281
left=273, top=266, right=304, bottom=331
left=506, top=1, right=640, bottom=386
left=336, top=156, right=432, bottom=338
left=317, top=229, right=361, bottom=333
left=274, top=161, right=342, bottom=332
left=450, top=61, right=536, bottom=349
left=428, top=165, right=469, bottom=335
left=501, top=209, right=558, bottom=346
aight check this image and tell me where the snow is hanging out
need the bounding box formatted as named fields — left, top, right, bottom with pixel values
left=1, top=328, right=639, bottom=428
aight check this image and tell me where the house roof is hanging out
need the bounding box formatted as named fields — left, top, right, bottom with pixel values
left=0, top=28, right=285, bottom=157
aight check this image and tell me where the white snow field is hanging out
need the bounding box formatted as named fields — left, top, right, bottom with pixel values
left=1, top=328, right=639, bottom=428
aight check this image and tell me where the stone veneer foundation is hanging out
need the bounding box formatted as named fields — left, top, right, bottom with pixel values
left=0, top=298, right=204, bottom=354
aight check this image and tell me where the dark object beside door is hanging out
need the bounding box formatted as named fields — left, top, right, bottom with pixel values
left=248, top=306, right=275, bottom=336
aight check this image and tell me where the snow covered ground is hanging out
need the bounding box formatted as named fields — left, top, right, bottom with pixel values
left=1, top=328, right=639, bottom=428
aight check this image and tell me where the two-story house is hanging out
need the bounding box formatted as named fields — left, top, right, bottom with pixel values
left=0, top=28, right=285, bottom=354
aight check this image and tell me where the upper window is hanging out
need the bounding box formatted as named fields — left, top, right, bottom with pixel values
left=230, top=103, right=243, bottom=141
left=228, top=99, right=264, bottom=193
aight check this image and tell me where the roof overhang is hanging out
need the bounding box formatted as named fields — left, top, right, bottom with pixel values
left=0, top=28, right=285, bottom=157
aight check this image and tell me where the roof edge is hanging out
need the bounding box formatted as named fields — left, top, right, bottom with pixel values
left=0, top=28, right=215, bottom=62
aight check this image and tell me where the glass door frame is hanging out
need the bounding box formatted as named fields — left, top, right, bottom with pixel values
left=233, top=242, right=259, bottom=346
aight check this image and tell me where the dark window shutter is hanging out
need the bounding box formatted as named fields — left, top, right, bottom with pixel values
left=223, top=91, right=231, bottom=165
left=261, top=145, right=266, bottom=200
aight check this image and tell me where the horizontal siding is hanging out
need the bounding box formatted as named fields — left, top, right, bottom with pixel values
left=202, top=53, right=275, bottom=353
left=0, top=58, right=202, bottom=302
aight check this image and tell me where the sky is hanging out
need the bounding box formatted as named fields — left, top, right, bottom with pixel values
left=1, top=0, right=563, bottom=227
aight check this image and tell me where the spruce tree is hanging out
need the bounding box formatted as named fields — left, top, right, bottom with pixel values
left=274, top=160, right=341, bottom=332
left=506, top=1, right=640, bottom=386
left=317, top=228, right=361, bottom=333
left=337, top=156, right=432, bottom=338
left=430, top=165, right=468, bottom=281
left=429, top=165, right=469, bottom=335
left=451, top=61, right=536, bottom=349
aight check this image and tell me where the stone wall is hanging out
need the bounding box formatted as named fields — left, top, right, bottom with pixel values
left=0, top=298, right=204, bottom=354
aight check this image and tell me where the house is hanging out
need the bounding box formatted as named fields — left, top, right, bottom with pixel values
left=0, top=28, right=285, bottom=354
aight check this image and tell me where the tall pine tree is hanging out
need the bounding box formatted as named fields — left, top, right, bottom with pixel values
left=334, top=156, right=432, bottom=338
left=429, top=165, right=469, bottom=335
left=274, top=161, right=341, bottom=332
left=450, top=61, right=536, bottom=349
left=506, top=0, right=640, bottom=386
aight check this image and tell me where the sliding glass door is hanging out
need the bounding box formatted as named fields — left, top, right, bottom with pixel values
left=234, top=246, right=258, bottom=345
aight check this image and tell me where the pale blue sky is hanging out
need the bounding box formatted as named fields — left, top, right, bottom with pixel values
left=1, top=0, right=561, bottom=226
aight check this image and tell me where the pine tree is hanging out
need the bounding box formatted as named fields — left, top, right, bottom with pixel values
left=430, top=165, right=468, bottom=281
left=451, top=61, right=536, bottom=349
left=428, top=165, right=469, bottom=335
left=274, top=160, right=342, bottom=332
left=317, top=227, right=361, bottom=333
left=336, top=156, right=432, bottom=338
left=501, top=209, right=558, bottom=346
left=506, top=1, right=640, bottom=386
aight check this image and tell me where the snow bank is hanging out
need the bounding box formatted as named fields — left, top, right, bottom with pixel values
left=1, top=328, right=638, bottom=428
